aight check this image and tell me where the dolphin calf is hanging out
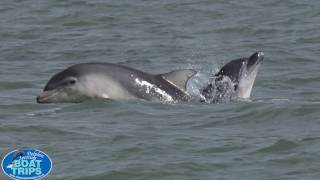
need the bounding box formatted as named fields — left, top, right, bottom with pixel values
left=37, top=63, right=196, bottom=103
left=201, top=51, right=264, bottom=103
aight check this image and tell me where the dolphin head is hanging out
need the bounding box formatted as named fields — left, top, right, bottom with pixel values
left=37, top=66, right=92, bottom=103
left=215, top=51, right=264, bottom=99
left=236, top=51, right=264, bottom=98
left=200, top=51, right=264, bottom=103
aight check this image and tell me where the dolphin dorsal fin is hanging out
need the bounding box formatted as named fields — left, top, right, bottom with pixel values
left=159, top=69, right=197, bottom=91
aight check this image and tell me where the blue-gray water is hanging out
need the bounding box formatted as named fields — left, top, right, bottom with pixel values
left=1, top=0, right=320, bottom=179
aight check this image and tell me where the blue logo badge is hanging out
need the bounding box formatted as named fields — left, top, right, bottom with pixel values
left=1, top=148, right=52, bottom=180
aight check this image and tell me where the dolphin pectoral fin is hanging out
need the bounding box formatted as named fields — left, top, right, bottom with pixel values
left=159, top=69, right=197, bottom=91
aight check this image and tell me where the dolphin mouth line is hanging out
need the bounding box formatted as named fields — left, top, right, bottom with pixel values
left=36, top=88, right=63, bottom=103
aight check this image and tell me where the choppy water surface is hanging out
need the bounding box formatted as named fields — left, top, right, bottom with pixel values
left=1, top=0, right=320, bottom=179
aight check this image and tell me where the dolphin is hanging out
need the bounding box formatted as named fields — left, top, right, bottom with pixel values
left=201, top=51, right=264, bottom=103
left=37, top=63, right=196, bottom=103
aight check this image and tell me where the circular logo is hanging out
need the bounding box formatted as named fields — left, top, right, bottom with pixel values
left=1, top=148, right=52, bottom=180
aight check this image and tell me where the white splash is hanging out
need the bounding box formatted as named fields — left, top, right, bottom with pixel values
left=134, top=78, right=174, bottom=102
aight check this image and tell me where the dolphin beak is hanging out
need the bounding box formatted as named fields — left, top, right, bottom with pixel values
left=247, top=51, right=264, bottom=68
left=36, top=90, right=56, bottom=103
left=256, top=51, right=264, bottom=62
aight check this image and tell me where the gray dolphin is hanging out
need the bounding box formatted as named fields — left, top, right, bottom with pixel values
left=37, top=63, right=196, bottom=103
left=201, top=51, right=264, bottom=103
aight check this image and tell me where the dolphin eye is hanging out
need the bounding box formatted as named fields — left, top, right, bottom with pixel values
left=69, top=79, right=76, bottom=85
left=61, top=78, right=77, bottom=87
